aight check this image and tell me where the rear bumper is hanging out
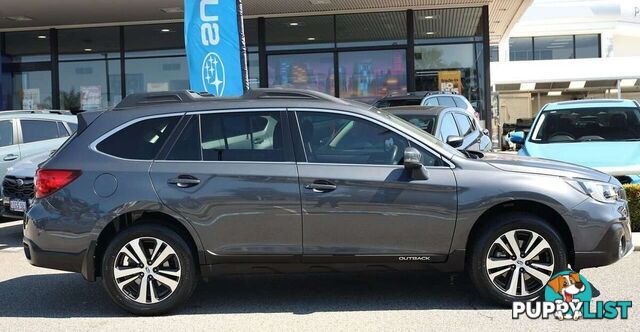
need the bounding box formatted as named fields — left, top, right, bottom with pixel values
left=23, top=237, right=97, bottom=281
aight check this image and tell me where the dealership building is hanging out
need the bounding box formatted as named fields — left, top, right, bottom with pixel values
left=0, top=0, right=532, bottom=129
left=492, top=0, right=640, bottom=124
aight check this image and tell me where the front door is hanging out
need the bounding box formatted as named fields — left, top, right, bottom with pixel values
left=294, top=110, right=457, bottom=258
left=149, top=110, right=302, bottom=259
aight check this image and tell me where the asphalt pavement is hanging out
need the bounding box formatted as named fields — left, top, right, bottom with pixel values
left=0, top=219, right=638, bottom=331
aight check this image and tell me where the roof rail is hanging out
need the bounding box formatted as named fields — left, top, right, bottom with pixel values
left=243, top=88, right=345, bottom=103
left=0, top=109, right=73, bottom=116
left=115, top=90, right=215, bottom=108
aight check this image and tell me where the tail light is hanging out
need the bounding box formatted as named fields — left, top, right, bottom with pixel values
left=35, top=169, right=82, bottom=198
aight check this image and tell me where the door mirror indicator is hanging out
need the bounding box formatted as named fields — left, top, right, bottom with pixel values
left=446, top=135, right=464, bottom=148
left=403, top=147, right=429, bottom=180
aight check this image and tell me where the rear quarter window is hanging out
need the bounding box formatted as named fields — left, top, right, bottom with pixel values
left=96, top=116, right=180, bottom=160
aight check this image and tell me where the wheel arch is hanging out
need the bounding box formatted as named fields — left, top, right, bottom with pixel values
left=92, top=210, right=203, bottom=280
left=464, top=200, right=575, bottom=268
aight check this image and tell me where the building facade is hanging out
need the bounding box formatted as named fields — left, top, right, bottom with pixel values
left=491, top=0, right=640, bottom=124
left=0, top=0, right=531, bottom=130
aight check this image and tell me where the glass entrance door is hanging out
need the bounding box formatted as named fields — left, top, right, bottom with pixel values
left=10, top=69, right=52, bottom=110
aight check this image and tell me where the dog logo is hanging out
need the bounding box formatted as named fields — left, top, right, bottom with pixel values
left=544, top=271, right=592, bottom=320
left=201, top=52, right=225, bottom=96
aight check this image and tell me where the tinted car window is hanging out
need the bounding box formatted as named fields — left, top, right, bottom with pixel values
left=57, top=122, right=70, bottom=137
left=67, top=122, right=78, bottom=133
left=199, top=111, right=286, bottom=162
left=97, top=116, right=180, bottom=160
left=439, top=113, right=460, bottom=140
left=396, top=114, right=436, bottom=134
left=21, top=120, right=60, bottom=143
left=453, top=113, right=473, bottom=136
left=437, top=96, right=456, bottom=107
left=423, top=97, right=438, bottom=106
left=297, top=111, right=440, bottom=166
left=0, top=121, right=13, bottom=147
left=167, top=116, right=201, bottom=161
left=374, top=98, right=422, bottom=108
left=453, top=96, right=467, bottom=109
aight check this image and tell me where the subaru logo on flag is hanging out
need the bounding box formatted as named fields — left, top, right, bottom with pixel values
left=202, top=52, right=225, bottom=95
left=184, top=0, right=248, bottom=96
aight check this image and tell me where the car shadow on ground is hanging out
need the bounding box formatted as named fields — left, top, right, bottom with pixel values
left=0, top=269, right=500, bottom=318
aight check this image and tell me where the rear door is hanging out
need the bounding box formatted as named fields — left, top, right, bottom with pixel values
left=17, top=119, right=69, bottom=159
left=0, top=119, right=21, bottom=181
left=149, top=110, right=302, bottom=260
left=293, top=109, right=457, bottom=258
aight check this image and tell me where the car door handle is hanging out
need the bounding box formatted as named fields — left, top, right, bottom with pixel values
left=253, top=137, right=264, bottom=144
left=168, top=175, right=201, bottom=188
left=304, top=180, right=337, bottom=193
left=3, top=154, right=18, bottom=161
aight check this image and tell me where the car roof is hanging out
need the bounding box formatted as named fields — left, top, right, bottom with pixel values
left=543, top=99, right=639, bottom=111
left=0, top=111, right=77, bottom=122
left=383, top=105, right=459, bottom=116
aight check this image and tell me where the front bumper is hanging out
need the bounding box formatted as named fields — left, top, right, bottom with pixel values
left=571, top=200, right=633, bottom=270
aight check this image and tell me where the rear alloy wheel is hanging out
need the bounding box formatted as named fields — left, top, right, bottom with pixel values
left=468, top=212, right=568, bottom=306
left=102, top=224, right=197, bottom=315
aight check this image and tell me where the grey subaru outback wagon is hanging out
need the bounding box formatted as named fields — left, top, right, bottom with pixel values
left=24, top=89, right=632, bottom=315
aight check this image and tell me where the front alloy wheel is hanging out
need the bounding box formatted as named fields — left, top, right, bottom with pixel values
left=113, top=237, right=181, bottom=304
left=485, top=229, right=554, bottom=297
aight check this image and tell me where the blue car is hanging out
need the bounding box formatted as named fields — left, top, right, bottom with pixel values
left=511, top=99, right=640, bottom=184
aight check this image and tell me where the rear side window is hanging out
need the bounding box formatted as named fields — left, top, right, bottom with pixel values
left=453, top=113, right=473, bottom=136
left=57, top=122, right=70, bottom=137
left=21, top=120, right=60, bottom=143
left=97, top=116, right=180, bottom=160
left=168, top=111, right=287, bottom=162
left=0, top=121, right=13, bottom=147
left=436, top=97, right=456, bottom=107
left=67, top=122, right=78, bottom=134
left=453, top=96, right=468, bottom=109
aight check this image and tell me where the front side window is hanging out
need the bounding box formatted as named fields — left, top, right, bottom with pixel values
left=0, top=121, right=13, bottom=147
left=530, top=107, right=640, bottom=143
left=453, top=113, right=473, bottom=136
left=21, top=120, right=60, bottom=143
left=171, top=111, right=287, bottom=162
left=297, top=111, right=440, bottom=166
left=96, top=116, right=180, bottom=160
left=439, top=113, right=460, bottom=140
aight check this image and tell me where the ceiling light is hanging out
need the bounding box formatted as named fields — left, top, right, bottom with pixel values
left=548, top=91, right=562, bottom=96
left=520, top=82, right=536, bottom=91
left=620, top=78, right=637, bottom=87
left=160, top=7, right=183, bottom=14
left=160, top=28, right=171, bottom=33
left=307, top=37, right=316, bottom=41
left=568, top=80, right=586, bottom=89
left=426, top=31, right=436, bottom=35
left=6, top=16, right=33, bottom=21
left=83, top=48, right=93, bottom=52
left=424, top=15, right=435, bottom=19
left=37, top=35, right=47, bottom=39
left=289, top=22, right=299, bottom=26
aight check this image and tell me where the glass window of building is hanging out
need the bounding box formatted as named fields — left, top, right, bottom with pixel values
left=337, top=12, right=406, bottom=47
left=414, top=8, right=483, bottom=42
left=244, top=19, right=259, bottom=52
left=490, top=45, right=499, bottom=62
left=266, top=15, right=334, bottom=50
left=533, top=35, right=574, bottom=60
left=3, top=30, right=51, bottom=63
left=248, top=53, right=260, bottom=89
left=58, top=27, right=122, bottom=110
left=10, top=71, right=53, bottom=110
left=268, top=53, right=334, bottom=95
left=414, top=44, right=478, bottom=100
left=338, top=50, right=407, bottom=102
left=509, top=37, right=533, bottom=61
left=124, top=23, right=188, bottom=94
left=575, top=34, right=600, bottom=59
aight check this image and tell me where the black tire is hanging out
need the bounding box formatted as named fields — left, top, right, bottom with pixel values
left=101, top=223, right=198, bottom=315
left=468, top=212, right=568, bottom=306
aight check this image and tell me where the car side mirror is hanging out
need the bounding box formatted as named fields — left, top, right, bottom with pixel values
left=482, top=128, right=490, bottom=136
left=446, top=135, right=464, bottom=148
left=510, top=131, right=525, bottom=144
left=403, top=147, right=429, bottom=180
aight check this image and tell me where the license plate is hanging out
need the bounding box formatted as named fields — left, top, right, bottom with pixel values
left=9, top=199, right=27, bottom=212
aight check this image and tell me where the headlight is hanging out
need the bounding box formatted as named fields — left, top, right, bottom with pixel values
left=566, top=179, right=620, bottom=203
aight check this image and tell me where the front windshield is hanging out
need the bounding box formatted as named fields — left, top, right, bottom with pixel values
left=371, top=107, right=465, bottom=158
left=530, top=107, right=640, bottom=143
left=395, top=114, right=437, bottom=134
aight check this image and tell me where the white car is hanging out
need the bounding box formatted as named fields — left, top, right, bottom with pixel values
left=1, top=152, right=50, bottom=218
